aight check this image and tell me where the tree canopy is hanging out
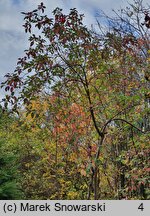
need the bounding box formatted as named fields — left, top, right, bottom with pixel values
left=0, top=0, right=150, bottom=200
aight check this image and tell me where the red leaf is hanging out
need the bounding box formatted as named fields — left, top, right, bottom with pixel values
left=5, top=86, right=10, bottom=92
left=10, top=87, right=14, bottom=92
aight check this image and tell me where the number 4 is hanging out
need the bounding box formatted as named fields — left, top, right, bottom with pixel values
left=138, top=203, right=144, bottom=211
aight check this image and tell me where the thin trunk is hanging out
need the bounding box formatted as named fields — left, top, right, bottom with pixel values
left=94, top=167, right=98, bottom=199
left=87, top=168, right=94, bottom=199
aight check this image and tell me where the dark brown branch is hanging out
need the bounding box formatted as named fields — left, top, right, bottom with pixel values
left=113, top=118, right=146, bottom=133
left=83, top=69, right=104, bottom=138
left=102, top=117, right=146, bottom=134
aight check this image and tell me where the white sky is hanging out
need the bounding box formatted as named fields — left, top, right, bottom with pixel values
left=0, top=0, right=148, bottom=100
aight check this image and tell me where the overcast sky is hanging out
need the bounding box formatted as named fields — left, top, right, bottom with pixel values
left=0, top=0, right=148, bottom=100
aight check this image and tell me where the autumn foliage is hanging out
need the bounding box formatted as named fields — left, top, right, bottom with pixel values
left=0, top=0, right=150, bottom=199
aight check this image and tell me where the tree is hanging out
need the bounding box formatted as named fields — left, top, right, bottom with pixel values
left=96, top=0, right=150, bottom=199
left=1, top=3, right=104, bottom=199
left=1, top=1, right=149, bottom=199
left=0, top=107, right=22, bottom=199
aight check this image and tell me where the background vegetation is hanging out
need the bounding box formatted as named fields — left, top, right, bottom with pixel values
left=0, top=0, right=149, bottom=199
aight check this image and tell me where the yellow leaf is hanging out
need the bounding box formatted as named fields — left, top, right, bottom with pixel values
left=80, top=169, right=86, bottom=176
